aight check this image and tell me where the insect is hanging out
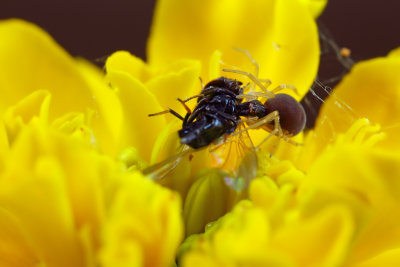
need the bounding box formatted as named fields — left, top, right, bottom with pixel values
left=144, top=49, right=306, bottom=183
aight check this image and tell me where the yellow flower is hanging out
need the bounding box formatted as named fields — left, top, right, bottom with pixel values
left=179, top=49, right=400, bottom=266
left=106, top=0, right=322, bottom=237
left=2, top=0, right=399, bottom=266
left=148, top=0, right=320, bottom=97
left=0, top=18, right=183, bottom=267
left=0, top=19, right=125, bottom=157
left=0, top=121, right=183, bottom=266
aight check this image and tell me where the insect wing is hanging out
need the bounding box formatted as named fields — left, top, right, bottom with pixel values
left=142, top=145, right=194, bottom=180
left=208, top=123, right=258, bottom=191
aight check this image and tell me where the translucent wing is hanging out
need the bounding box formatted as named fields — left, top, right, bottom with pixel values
left=207, top=121, right=258, bottom=191
left=142, top=144, right=194, bottom=180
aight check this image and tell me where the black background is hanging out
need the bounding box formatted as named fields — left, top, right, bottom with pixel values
left=2, top=0, right=399, bottom=62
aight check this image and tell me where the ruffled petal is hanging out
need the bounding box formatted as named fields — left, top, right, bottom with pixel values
left=316, top=56, right=400, bottom=149
left=145, top=59, right=201, bottom=115
left=271, top=205, right=354, bottom=267
left=106, top=70, right=166, bottom=161
left=0, top=207, right=40, bottom=266
left=183, top=169, right=232, bottom=236
left=299, top=143, right=400, bottom=264
left=148, top=0, right=319, bottom=98
left=355, top=248, right=400, bottom=267
left=0, top=19, right=125, bottom=157
left=75, top=59, right=124, bottom=156
left=299, top=54, right=400, bottom=171
left=99, top=171, right=183, bottom=267
left=0, top=19, right=95, bottom=118
left=3, top=90, right=50, bottom=144
left=0, top=144, right=84, bottom=266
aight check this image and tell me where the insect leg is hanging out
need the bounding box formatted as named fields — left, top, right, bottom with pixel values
left=177, top=98, right=192, bottom=114
left=222, top=69, right=275, bottom=98
left=185, top=103, right=206, bottom=125
left=259, top=79, right=272, bottom=89
left=232, top=111, right=287, bottom=150
left=199, top=77, right=204, bottom=90
left=271, top=84, right=299, bottom=96
left=180, top=94, right=205, bottom=103
left=237, top=91, right=275, bottom=100
left=148, top=109, right=185, bottom=121
left=232, top=47, right=260, bottom=78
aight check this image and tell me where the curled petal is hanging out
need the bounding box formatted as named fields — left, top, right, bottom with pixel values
left=0, top=19, right=95, bottom=119
left=355, top=248, right=400, bottom=267
left=0, top=207, right=40, bottom=266
left=183, top=169, right=232, bottom=236
left=100, top=171, right=183, bottom=267
left=106, top=70, right=166, bottom=161
left=0, top=152, right=84, bottom=266
left=3, top=90, right=50, bottom=144
left=148, top=0, right=319, bottom=98
left=300, top=143, right=400, bottom=264
left=314, top=56, right=400, bottom=151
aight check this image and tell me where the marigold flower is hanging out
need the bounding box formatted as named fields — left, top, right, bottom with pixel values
left=0, top=121, right=183, bottom=266
left=0, top=18, right=183, bottom=267
left=179, top=52, right=400, bottom=266
left=1, top=0, right=400, bottom=266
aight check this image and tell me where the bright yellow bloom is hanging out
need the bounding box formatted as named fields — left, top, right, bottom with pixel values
left=180, top=50, right=400, bottom=266
left=0, top=19, right=124, bottom=156
left=148, top=0, right=320, bottom=98
left=0, top=121, right=182, bottom=266
left=2, top=0, right=400, bottom=266
left=106, top=0, right=321, bottom=237
left=0, top=19, right=183, bottom=267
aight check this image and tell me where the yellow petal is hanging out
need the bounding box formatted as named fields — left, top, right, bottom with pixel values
left=100, top=171, right=183, bottom=267
left=271, top=205, right=354, bottom=267
left=3, top=90, right=50, bottom=144
left=75, top=59, right=124, bottom=156
left=106, top=70, right=166, bottom=161
left=145, top=59, right=201, bottom=116
left=250, top=177, right=280, bottom=211
left=148, top=0, right=319, bottom=98
left=315, top=56, right=400, bottom=150
left=0, top=19, right=94, bottom=118
left=107, top=51, right=202, bottom=118
left=105, top=51, right=153, bottom=83
left=0, top=154, right=84, bottom=267
left=388, top=47, right=400, bottom=58
left=4, top=122, right=110, bottom=257
left=355, top=248, right=400, bottom=267
left=300, top=54, right=400, bottom=170
left=299, top=0, right=328, bottom=18
left=0, top=207, right=40, bottom=266
left=0, top=122, right=9, bottom=171
left=183, top=169, right=232, bottom=236
left=0, top=19, right=125, bottom=157
left=300, top=143, right=400, bottom=264
left=181, top=253, right=222, bottom=267
left=117, top=146, right=148, bottom=171
left=255, top=151, right=305, bottom=187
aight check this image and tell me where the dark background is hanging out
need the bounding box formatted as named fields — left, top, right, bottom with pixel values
left=2, top=0, right=400, bottom=127
left=2, top=0, right=399, bottom=62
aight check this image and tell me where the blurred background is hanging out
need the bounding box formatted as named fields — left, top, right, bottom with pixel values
left=2, top=0, right=399, bottom=61
left=1, top=0, right=400, bottom=127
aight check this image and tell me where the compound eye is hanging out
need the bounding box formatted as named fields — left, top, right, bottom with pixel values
left=264, top=94, right=306, bottom=136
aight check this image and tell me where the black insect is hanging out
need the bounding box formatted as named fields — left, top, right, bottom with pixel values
left=149, top=75, right=306, bottom=150
left=178, top=77, right=244, bottom=149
